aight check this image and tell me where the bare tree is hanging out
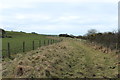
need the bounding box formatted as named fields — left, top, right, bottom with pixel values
left=87, top=29, right=97, bottom=36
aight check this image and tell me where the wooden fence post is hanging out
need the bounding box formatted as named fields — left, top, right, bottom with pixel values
left=44, top=40, right=46, bottom=46
left=48, top=40, right=49, bottom=45
left=23, top=41, right=25, bottom=52
left=55, top=40, right=56, bottom=43
left=51, top=39, right=53, bottom=44
left=7, top=42, right=10, bottom=58
left=116, top=43, right=118, bottom=50
left=51, top=40, right=52, bottom=44
left=39, top=40, right=41, bottom=47
left=33, top=41, right=34, bottom=50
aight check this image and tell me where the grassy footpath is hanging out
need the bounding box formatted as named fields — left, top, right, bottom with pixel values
left=2, top=38, right=118, bottom=78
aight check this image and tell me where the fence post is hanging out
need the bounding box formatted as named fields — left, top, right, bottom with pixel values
left=51, top=39, right=53, bottom=44
left=33, top=41, right=34, bottom=50
left=23, top=41, right=25, bottom=52
left=53, top=40, right=54, bottom=43
left=44, top=40, right=46, bottom=46
left=39, top=40, right=41, bottom=47
left=7, top=42, right=10, bottom=58
left=116, top=43, right=118, bottom=50
left=54, top=40, right=56, bottom=43
left=51, top=39, right=52, bottom=44
left=48, top=40, right=49, bottom=45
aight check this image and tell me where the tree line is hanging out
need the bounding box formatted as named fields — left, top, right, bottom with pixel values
left=59, top=29, right=120, bottom=51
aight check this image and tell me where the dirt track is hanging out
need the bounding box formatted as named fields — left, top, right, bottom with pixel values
left=2, top=38, right=118, bottom=78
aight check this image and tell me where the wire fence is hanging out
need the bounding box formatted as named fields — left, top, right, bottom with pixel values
left=2, top=39, right=62, bottom=59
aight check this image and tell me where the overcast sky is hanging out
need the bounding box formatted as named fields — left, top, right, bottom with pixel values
left=0, top=0, right=119, bottom=35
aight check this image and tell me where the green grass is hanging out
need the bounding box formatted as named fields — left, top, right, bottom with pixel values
left=2, top=31, right=55, bottom=58
left=67, top=39, right=118, bottom=78
left=2, top=38, right=118, bottom=78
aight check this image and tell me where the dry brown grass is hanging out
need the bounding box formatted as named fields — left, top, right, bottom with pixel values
left=2, top=38, right=119, bottom=78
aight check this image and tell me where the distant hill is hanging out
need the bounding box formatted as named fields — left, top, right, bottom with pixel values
left=0, top=28, right=6, bottom=38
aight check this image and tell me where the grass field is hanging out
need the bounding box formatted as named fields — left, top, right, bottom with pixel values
left=2, top=38, right=119, bottom=78
left=2, top=31, right=57, bottom=58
